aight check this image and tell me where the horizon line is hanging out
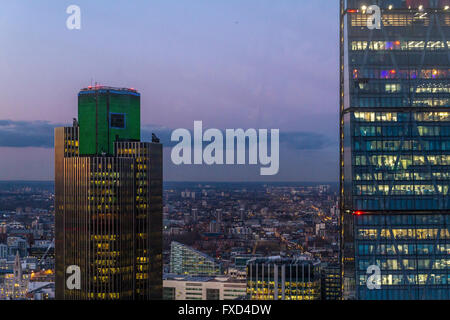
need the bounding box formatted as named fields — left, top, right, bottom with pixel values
left=0, top=180, right=339, bottom=184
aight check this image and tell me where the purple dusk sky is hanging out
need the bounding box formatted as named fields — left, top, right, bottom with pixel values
left=0, top=0, right=339, bottom=181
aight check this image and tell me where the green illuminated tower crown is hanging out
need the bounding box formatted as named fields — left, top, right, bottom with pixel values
left=77, top=86, right=141, bottom=155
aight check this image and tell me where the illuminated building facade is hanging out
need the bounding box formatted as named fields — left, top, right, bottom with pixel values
left=116, top=141, right=163, bottom=299
left=55, top=86, right=163, bottom=300
left=246, top=257, right=321, bottom=300
left=0, top=252, right=28, bottom=300
left=169, top=241, right=222, bottom=276
left=321, top=263, right=342, bottom=300
left=340, top=0, right=450, bottom=299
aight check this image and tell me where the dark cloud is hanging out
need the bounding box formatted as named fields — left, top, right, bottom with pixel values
left=0, top=121, right=334, bottom=151
left=143, top=125, right=334, bottom=151
left=280, top=131, right=335, bottom=150
left=0, top=120, right=63, bottom=148
left=0, top=121, right=174, bottom=149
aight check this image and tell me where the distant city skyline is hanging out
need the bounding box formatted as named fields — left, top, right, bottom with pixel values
left=0, top=0, right=339, bottom=181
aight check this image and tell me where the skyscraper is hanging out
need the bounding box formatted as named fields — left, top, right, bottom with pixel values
left=340, top=0, right=450, bottom=299
left=55, top=86, right=162, bottom=300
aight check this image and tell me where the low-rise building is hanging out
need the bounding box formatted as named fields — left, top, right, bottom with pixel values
left=163, top=274, right=246, bottom=300
left=246, top=256, right=321, bottom=300
left=170, top=241, right=222, bottom=276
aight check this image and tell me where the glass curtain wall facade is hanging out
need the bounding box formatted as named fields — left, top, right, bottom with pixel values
left=55, top=87, right=163, bottom=300
left=340, top=0, right=450, bottom=299
left=246, top=257, right=321, bottom=300
left=54, top=125, right=79, bottom=297
left=169, top=241, right=222, bottom=276
left=115, top=141, right=163, bottom=300
left=321, top=263, right=342, bottom=300
left=63, top=156, right=136, bottom=300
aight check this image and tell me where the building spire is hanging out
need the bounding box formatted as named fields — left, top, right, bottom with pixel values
left=14, top=250, right=22, bottom=280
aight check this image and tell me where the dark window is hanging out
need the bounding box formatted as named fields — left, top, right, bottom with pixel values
left=163, top=287, right=176, bottom=300
left=206, top=288, right=220, bottom=300
left=110, top=113, right=125, bottom=129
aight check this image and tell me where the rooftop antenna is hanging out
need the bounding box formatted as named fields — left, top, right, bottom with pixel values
left=152, top=133, right=160, bottom=143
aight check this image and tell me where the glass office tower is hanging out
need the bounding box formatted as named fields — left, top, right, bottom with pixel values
left=340, top=0, right=450, bottom=299
left=55, top=86, right=163, bottom=300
